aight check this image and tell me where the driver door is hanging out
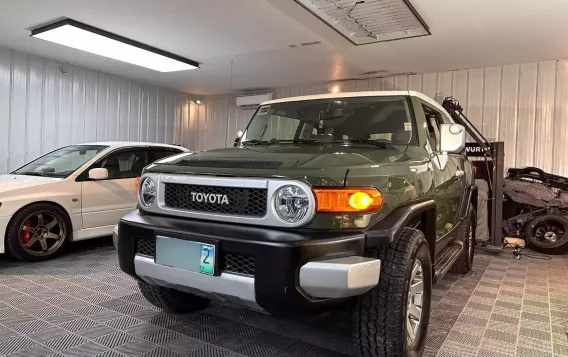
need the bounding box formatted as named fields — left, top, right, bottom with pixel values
left=80, top=149, right=149, bottom=229
left=422, top=104, right=464, bottom=239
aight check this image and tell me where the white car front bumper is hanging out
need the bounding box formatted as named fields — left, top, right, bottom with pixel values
left=0, top=216, right=11, bottom=254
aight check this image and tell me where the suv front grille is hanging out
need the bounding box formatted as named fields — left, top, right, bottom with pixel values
left=222, top=253, right=255, bottom=276
left=134, top=237, right=254, bottom=276
left=163, top=183, right=267, bottom=217
left=136, top=237, right=155, bottom=257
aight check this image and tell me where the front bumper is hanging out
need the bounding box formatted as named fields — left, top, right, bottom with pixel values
left=117, top=210, right=380, bottom=314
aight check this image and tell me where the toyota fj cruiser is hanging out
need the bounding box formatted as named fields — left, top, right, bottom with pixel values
left=117, top=91, right=478, bottom=356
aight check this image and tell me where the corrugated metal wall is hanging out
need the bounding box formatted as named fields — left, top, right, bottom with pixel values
left=201, top=60, right=568, bottom=176
left=0, top=47, right=192, bottom=174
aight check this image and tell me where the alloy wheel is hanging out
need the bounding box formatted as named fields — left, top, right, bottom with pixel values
left=19, top=212, right=65, bottom=257
left=407, top=259, right=424, bottom=343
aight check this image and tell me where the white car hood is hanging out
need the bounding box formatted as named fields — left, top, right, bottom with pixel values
left=0, top=175, right=63, bottom=194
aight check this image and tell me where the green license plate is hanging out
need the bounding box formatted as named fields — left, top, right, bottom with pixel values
left=199, top=244, right=215, bottom=275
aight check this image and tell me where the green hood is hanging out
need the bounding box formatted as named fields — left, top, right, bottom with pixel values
left=147, top=145, right=413, bottom=186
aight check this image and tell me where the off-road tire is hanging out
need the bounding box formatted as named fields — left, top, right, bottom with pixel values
left=524, top=214, right=568, bottom=255
left=6, top=203, right=71, bottom=262
left=450, top=206, right=476, bottom=274
left=351, top=228, right=432, bottom=357
left=138, top=282, right=210, bottom=313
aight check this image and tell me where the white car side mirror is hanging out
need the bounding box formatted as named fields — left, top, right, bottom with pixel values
left=437, top=124, right=466, bottom=170
left=439, top=124, right=466, bottom=153
left=89, top=168, right=109, bottom=180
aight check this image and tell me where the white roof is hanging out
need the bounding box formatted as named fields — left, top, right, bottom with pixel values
left=78, top=141, right=189, bottom=151
left=261, top=90, right=451, bottom=120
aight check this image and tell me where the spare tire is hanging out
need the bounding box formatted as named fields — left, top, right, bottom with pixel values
left=525, top=214, right=568, bottom=254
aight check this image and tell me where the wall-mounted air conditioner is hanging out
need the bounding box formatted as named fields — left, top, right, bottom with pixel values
left=236, top=93, right=273, bottom=109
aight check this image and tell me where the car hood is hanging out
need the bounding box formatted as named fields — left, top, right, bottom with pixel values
left=146, top=145, right=413, bottom=186
left=0, top=175, right=63, bottom=194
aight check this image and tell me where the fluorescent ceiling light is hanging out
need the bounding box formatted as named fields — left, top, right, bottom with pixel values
left=31, top=19, right=199, bottom=72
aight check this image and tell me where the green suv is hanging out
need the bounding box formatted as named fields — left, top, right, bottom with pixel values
left=117, top=91, right=477, bottom=357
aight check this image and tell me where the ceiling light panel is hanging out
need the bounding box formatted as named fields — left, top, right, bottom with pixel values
left=31, top=19, right=199, bottom=72
left=295, top=0, right=430, bottom=45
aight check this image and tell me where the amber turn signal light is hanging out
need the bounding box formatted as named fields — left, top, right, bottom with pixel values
left=134, top=177, right=141, bottom=196
left=313, top=188, right=382, bottom=213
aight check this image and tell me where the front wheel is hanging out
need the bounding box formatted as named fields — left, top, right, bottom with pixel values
left=524, top=214, right=568, bottom=254
left=352, top=228, right=432, bottom=357
left=6, top=203, right=71, bottom=262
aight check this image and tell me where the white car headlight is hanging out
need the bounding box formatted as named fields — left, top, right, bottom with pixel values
left=139, top=177, right=156, bottom=207
left=274, top=185, right=310, bottom=223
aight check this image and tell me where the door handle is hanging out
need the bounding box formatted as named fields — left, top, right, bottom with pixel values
left=456, top=170, right=464, bottom=177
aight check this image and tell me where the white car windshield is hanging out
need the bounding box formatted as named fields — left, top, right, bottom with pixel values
left=12, top=145, right=108, bottom=178
left=241, top=96, right=415, bottom=146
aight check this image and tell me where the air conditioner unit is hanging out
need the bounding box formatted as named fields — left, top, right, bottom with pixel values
left=236, top=93, right=273, bottom=109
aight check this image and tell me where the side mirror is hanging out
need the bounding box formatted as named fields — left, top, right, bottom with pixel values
left=437, top=124, right=466, bottom=170
left=88, top=168, right=108, bottom=180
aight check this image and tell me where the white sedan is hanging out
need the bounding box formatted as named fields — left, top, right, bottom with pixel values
left=0, top=142, right=189, bottom=261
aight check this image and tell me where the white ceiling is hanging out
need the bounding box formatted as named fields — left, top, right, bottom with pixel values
left=1, top=0, right=567, bottom=95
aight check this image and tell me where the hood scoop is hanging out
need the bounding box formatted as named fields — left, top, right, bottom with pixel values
left=179, top=160, right=282, bottom=170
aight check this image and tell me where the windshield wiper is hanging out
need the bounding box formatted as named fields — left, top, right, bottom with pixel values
left=340, top=139, right=392, bottom=148
left=241, top=139, right=271, bottom=146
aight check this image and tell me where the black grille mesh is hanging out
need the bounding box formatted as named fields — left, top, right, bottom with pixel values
left=164, top=183, right=267, bottom=217
left=134, top=237, right=254, bottom=276
left=136, top=237, right=155, bottom=257
left=222, top=253, right=255, bottom=276
left=181, top=160, right=282, bottom=169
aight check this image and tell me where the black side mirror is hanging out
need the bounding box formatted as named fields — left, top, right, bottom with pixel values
left=234, top=137, right=239, bottom=147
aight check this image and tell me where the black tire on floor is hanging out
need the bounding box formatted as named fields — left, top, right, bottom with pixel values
left=351, top=227, right=432, bottom=357
left=6, top=203, right=71, bottom=262
left=138, top=282, right=210, bottom=313
left=524, top=214, right=568, bottom=255
left=450, top=206, right=476, bottom=274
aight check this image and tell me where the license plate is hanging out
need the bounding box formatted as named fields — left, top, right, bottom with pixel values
left=155, top=236, right=216, bottom=275
left=199, top=244, right=215, bottom=275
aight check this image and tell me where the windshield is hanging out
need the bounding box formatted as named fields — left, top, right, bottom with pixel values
left=241, top=96, right=415, bottom=146
left=12, top=145, right=108, bottom=178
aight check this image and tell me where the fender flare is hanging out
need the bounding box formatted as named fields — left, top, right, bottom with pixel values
left=364, top=199, right=437, bottom=260
left=460, top=184, right=478, bottom=220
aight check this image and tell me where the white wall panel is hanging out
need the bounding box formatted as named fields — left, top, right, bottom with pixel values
left=409, top=74, right=422, bottom=92
left=0, top=50, right=10, bottom=172
left=0, top=47, right=190, bottom=174
left=555, top=61, right=568, bottom=177
left=84, top=70, right=98, bottom=143
left=27, top=56, right=43, bottom=162
left=482, top=67, right=501, bottom=141
left=499, top=65, right=520, bottom=170
left=516, top=63, right=538, bottom=168
left=422, top=73, right=437, bottom=100
left=72, top=67, right=86, bottom=144
left=466, top=68, right=484, bottom=137
left=10, top=52, right=27, bottom=171
left=534, top=61, right=556, bottom=173
left=437, top=72, right=453, bottom=102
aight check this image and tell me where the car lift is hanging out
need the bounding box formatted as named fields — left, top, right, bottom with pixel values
left=441, top=98, right=509, bottom=253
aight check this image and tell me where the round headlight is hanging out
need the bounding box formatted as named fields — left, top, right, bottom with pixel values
left=139, top=177, right=156, bottom=207
left=274, top=185, right=310, bottom=223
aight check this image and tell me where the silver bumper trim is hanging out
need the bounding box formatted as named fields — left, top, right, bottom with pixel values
left=112, top=225, right=119, bottom=249
left=299, top=256, right=381, bottom=299
left=134, top=255, right=259, bottom=309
